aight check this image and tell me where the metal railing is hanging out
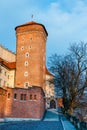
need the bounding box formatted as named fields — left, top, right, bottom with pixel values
left=65, top=113, right=87, bottom=130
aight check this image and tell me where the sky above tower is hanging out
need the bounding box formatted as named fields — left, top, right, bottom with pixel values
left=0, top=0, right=87, bottom=63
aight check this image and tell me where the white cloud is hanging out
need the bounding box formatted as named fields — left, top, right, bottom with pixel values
left=39, top=1, right=87, bottom=57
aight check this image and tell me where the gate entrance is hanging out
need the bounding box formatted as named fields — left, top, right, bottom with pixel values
left=50, top=100, right=56, bottom=109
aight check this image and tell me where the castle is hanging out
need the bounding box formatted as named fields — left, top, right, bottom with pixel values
left=0, top=21, right=56, bottom=121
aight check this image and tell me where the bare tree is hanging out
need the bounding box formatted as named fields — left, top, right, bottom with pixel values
left=48, top=42, right=87, bottom=114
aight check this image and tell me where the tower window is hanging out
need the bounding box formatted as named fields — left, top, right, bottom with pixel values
left=21, top=46, right=24, bottom=50
left=24, top=61, right=28, bottom=67
left=29, top=45, right=32, bottom=49
left=24, top=82, right=29, bottom=88
left=24, top=72, right=28, bottom=77
left=25, top=52, right=29, bottom=57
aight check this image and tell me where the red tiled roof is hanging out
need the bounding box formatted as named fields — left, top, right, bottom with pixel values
left=45, top=68, right=54, bottom=77
left=15, top=21, right=48, bottom=36
left=0, top=57, right=16, bottom=69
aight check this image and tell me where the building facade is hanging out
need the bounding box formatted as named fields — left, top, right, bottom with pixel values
left=0, top=21, right=55, bottom=121
left=0, top=86, right=45, bottom=121
left=0, top=47, right=16, bottom=88
left=0, top=44, right=55, bottom=101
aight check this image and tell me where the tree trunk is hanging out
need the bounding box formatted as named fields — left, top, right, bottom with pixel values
left=68, top=107, right=74, bottom=115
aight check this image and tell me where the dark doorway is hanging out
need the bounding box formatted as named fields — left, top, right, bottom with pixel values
left=50, top=100, right=56, bottom=109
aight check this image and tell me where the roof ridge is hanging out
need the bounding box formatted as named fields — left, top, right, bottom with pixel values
left=0, top=44, right=16, bottom=55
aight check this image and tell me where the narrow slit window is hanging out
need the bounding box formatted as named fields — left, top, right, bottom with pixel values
left=8, top=93, right=10, bottom=99
left=20, top=94, right=23, bottom=100
left=24, top=94, right=26, bottom=100
left=30, top=94, right=32, bottom=100
left=14, top=93, right=17, bottom=99
left=34, top=95, right=36, bottom=100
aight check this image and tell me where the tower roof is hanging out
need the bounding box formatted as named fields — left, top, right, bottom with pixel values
left=15, top=21, right=48, bottom=36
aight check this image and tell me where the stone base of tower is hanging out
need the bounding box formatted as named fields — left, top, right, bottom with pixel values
left=0, top=86, right=45, bottom=121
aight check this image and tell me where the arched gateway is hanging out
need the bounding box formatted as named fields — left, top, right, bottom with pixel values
left=50, top=99, right=56, bottom=109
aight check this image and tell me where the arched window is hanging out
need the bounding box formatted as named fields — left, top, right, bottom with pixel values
left=34, top=95, right=37, bottom=100
left=30, top=94, right=32, bottom=100
left=8, top=93, right=10, bottom=99
left=14, top=93, right=17, bottom=99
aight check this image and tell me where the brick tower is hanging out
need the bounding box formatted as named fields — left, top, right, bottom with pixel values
left=15, top=21, right=48, bottom=91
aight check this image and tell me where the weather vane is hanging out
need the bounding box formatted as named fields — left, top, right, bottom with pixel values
left=31, top=14, right=34, bottom=20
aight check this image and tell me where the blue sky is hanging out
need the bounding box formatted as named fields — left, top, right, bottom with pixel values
left=0, top=0, right=87, bottom=63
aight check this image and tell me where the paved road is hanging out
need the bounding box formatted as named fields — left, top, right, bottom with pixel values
left=43, top=109, right=59, bottom=121
left=0, top=110, right=63, bottom=130
left=0, top=121, right=63, bottom=130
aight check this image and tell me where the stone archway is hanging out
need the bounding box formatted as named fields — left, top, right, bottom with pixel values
left=50, top=99, right=56, bottom=109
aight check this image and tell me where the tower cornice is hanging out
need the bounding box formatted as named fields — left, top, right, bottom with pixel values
left=15, top=21, right=48, bottom=36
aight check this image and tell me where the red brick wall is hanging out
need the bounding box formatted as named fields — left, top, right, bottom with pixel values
left=4, top=87, right=45, bottom=119
left=15, top=23, right=47, bottom=91
left=0, top=88, right=6, bottom=118
left=57, top=98, right=63, bottom=107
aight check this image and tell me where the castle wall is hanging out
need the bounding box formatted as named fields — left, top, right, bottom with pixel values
left=0, top=87, right=45, bottom=120
left=0, top=21, right=54, bottom=121
left=0, top=88, right=6, bottom=118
